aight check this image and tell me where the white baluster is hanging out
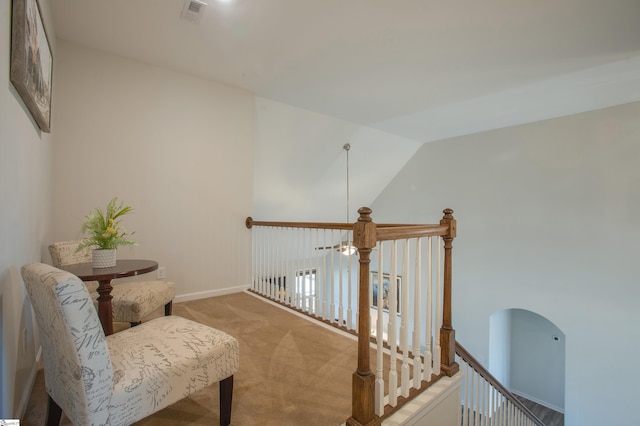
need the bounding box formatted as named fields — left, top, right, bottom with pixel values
left=485, top=378, right=490, bottom=425
left=258, top=227, right=263, bottom=294
left=338, top=232, right=344, bottom=327
left=388, top=240, right=398, bottom=406
left=330, top=229, right=336, bottom=324
left=489, top=386, right=497, bottom=426
left=266, top=227, right=271, bottom=297
left=509, top=400, right=515, bottom=425
left=252, top=227, right=257, bottom=291
left=276, top=228, right=281, bottom=300
left=314, top=229, right=320, bottom=316
left=412, top=238, right=422, bottom=390
left=273, top=227, right=278, bottom=299
left=400, top=239, right=410, bottom=397
left=423, top=236, right=433, bottom=381
left=347, top=229, right=353, bottom=330
left=375, top=241, right=385, bottom=416
left=470, top=368, right=476, bottom=426
left=304, top=228, right=309, bottom=310
left=285, top=227, right=291, bottom=304
left=291, top=228, right=304, bottom=308
left=462, top=360, right=469, bottom=426
left=321, top=229, right=328, bottom=319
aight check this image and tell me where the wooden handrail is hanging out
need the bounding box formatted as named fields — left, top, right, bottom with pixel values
left=245, top=217, right=352, bottom=230
left=376, top=224, right=449, bottom=241
left=455, top=342, right=545, bottom=426
left=246, top=217, right=447, bottom=235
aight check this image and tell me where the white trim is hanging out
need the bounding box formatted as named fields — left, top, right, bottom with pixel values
left=174, top=284, right=250, bottom=303
left=511, top=388, right=564, bottom=414
left=383, top=372, right=464, bottom=425
left=244, top=290, right=360, bottom=342
left=19, top=346, right=43, bottom=419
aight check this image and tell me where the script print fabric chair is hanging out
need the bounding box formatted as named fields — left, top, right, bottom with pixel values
left=49, top=240, right=175, bottom=326
left=22, top=263, right=239, bottom=426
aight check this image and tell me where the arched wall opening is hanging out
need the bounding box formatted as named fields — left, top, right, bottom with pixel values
left=489, top=308, right=565, bottom=413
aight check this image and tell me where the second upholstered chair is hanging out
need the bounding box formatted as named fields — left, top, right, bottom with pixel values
left=49, top=240, right=175, bottom=327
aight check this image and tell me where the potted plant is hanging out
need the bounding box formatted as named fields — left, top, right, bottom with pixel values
left=77, top=197, right=137, bottom=268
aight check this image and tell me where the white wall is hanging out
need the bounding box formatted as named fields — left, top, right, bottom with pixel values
left=489, top=309, right=512, bottom=387
left=0, top=0, right=55, bottom=417
left=253, top=97, right=421, bottom=222
left=370, top=101, right=640, bottom=426
left=51, top=41, right=254, bottom=300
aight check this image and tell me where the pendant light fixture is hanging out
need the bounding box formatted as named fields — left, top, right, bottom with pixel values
left=315, top=143, right=357, bottom=255
left=341, top=143, right=357, bottom=255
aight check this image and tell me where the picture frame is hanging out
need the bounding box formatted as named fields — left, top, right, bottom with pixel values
left=10, top=0, right=53, bottom=133
left=371, top=271, right=401, bottom=314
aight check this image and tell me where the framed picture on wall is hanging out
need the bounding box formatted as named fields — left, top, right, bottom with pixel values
left=371, top=271, right=401, bottom=314
left=10, top=0, right=53, bottom=133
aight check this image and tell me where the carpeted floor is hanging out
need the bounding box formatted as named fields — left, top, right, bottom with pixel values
left=22, top=291, right=360, bottom=426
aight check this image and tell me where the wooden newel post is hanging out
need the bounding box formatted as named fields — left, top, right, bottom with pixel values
left=347, top=207, right=379, bottom=426
left=440, top=208, right=459, bottom=376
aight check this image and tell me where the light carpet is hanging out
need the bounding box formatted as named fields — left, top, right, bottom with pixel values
left=22, top=291, right=359, bottom=426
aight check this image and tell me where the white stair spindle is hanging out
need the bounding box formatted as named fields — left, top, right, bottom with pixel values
left=462, top=360, right=470, bottom=426
left=321, top=228, right=328, bottom=319
left=338, top=233, right=344, bottom=327
left=347, top=229, right=353, bottom=330
left=423, top=236, right=433, bottom=381
left=375, top=241, right=385, bottom=416
left=330, top=229, right=336, bottom=324
left=412, top=237, right=422, bottom=390
left=400, top=239, right=410, bottom=397
left=388, top=240, right=398, bottom=406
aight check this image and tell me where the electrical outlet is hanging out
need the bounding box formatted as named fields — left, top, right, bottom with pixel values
left=157, top=266, right=166, bottom=279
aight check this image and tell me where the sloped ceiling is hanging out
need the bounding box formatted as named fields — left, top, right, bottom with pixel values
left=50, top=1, right=640, bottom=220
left=51, top=0, right=640, bottom=143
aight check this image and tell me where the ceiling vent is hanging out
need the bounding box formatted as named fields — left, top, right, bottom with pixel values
left=181, top=0, right=207, bottom=24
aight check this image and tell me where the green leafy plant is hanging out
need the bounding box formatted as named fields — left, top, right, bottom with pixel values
left=77, top=197, right=137, bottom=251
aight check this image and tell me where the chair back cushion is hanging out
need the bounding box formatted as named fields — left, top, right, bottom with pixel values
left=49, top=240, right=92, bottom=267
left=21, top=263, right=113, bottom=425
left=49, top=240, right=99, bottom=293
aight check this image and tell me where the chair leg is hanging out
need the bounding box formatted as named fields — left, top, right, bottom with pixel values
left=219, top=375, right=233, bottom=426
left=164, top=300, right=173, bottom=316
left=46, top=394, right=62, bottom=426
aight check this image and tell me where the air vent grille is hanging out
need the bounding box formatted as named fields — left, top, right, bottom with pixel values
left=181, top=0, right=207, bottom=24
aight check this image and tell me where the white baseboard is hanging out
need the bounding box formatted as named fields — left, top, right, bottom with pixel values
left=511, top=389, right=564, bottom=414
left=19, top=346, right=43, bottom=419
left=174, top=284, right=250, bottom=303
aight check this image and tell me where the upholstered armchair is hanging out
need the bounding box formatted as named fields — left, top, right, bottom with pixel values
left=49, top=240, right=175, bottom=327
left=22, top=263, right=239, bottom=426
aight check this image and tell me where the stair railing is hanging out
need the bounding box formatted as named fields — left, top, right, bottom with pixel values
left=246, top=207, right=458, bottom=426
left=456, top=342, right=545, bottom=426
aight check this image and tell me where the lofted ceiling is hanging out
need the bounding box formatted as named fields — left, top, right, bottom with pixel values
left=50, top=0, right=640, bottom=143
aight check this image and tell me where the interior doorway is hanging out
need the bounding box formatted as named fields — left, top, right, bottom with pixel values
left=489, top=308, right=565, bottom=413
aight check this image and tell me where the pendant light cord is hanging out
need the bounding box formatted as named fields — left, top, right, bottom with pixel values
left=344, top=143, right=351, bottom=223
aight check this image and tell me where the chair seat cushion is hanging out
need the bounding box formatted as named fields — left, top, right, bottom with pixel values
left=107, top=315, right=239, bottom=425
left=87, top=280, right=175, bottom=322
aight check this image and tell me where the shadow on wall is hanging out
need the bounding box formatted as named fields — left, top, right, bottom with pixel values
left=489, top=308, right=565, bottom=414
left=1, top=266, right=38, bottom=419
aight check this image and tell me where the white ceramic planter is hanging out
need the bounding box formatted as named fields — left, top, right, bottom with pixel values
left=92, top=249, right=116, bottom=268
